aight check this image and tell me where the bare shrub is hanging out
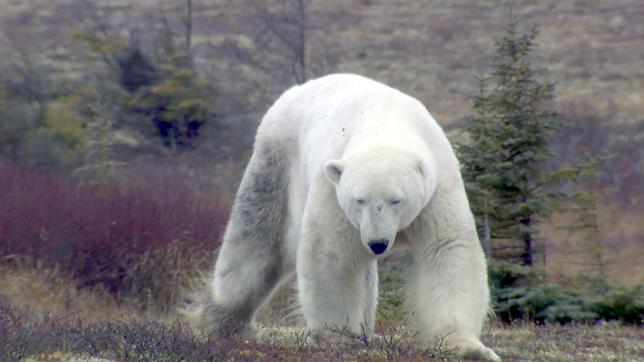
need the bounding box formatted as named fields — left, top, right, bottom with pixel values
left=0, top=159, right=226, bottom=313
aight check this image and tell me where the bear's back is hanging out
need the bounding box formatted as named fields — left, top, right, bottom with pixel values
left=254, top=74, right=454, bottom=179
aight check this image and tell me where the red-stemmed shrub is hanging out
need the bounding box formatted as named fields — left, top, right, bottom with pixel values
left=0, top=159, right=227, bottom=312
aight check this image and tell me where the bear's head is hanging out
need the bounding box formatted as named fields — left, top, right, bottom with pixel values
left=325, top=146, right=435, bottom=256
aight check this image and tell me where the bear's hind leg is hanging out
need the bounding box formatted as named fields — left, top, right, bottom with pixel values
left=210, top=148, right=290, bottom=337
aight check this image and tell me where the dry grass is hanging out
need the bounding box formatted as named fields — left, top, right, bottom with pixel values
left=0, top=261, right=151, bottom=324
left=540, top=203, right=644, bottom=287
left=3, top=308, right=643, bottom=361
left=1, top=267, right=643, bottom=362
left=484, top=321, right=644, bottom=362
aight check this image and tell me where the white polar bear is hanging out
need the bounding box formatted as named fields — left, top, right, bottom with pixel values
left=209, top=74, right=500, bottom=361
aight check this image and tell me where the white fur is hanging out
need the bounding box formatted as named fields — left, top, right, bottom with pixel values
left=210, top=74, right=500, bottom=361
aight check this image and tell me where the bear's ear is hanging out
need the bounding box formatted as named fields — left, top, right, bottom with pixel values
left=416, top=161, right=425, bottom=177
left=417, top=159, right=437, bottom=203
left=324, top=160, right=344, bottom=185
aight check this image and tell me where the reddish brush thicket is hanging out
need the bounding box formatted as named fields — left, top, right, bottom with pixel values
left=0, top=159, right=227, bottom=310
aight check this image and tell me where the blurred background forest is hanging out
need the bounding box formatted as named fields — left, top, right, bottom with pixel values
left=0, top=0, right=643, bottom=340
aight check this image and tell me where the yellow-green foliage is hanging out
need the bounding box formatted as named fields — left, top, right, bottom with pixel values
left=72, top=30, right=127, bottom=63
left=148, top=70, right=212, bottom=119
left=377, top=290, right=406, bottom=325
left=27, top=101, right=88, bottom=165
left=41, top=102, right=86, bottom=144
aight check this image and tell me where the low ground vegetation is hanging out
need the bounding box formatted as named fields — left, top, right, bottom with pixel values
left=2, top=300, right=642, bottom=362
left=488, top=261, right=644, bottom=325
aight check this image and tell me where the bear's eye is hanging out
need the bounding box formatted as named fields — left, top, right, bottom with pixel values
left=389, top=199, right=401, bottom=205
left=355, top=198, right=366, bottom=205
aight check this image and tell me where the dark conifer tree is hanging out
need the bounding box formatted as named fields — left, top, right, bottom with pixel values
left=457, top=21, right=564, bottom=265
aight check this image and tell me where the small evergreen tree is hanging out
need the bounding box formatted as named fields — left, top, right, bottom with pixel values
left=74, top=19, right=214, bottom=151
left=457, top=21, right=567, bottom=265
left=124, top=14, right=213, bottom=150
left=458, top=76, right=497, bottom=259
left=127, top=52, right=213, bottom=150
left=73, top=86, right=125, bottom=183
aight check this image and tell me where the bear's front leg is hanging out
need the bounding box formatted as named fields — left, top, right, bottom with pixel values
left=407, top=240, right=500, bottom=361
left=296, top=222, right=375, bottom=340
left=405, top=186, right=500, bottom=361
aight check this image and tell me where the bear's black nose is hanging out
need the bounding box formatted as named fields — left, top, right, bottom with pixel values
left=368, top=239, right=389, bottom=255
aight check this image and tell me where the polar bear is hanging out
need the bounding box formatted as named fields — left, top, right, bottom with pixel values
left=208, top=74, right=499, bottom=361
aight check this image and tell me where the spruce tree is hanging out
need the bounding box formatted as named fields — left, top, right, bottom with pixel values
left=457, top=21, right=562, bottom=265
left=458, top=76, right=497, bottom=259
